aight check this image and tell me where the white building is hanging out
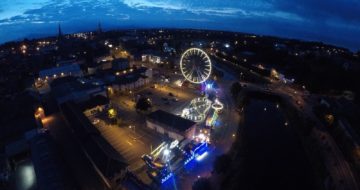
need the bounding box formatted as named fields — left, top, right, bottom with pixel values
left=111, top=67, right=152, bottom=92
left=141, top=54, right=161, bottom=64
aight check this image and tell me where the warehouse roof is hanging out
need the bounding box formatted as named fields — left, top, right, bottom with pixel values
left=147, top=110, right=196, bottom=132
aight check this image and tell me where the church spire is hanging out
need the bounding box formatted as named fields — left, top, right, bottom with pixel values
left=58, top=23, right=63, bottom=40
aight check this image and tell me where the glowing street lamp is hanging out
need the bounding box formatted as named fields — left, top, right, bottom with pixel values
left=108, top=108, right=117, bottom=119
left=34, top=107, right=45, bottom=119
left=129, top=125, right=136, bottom=133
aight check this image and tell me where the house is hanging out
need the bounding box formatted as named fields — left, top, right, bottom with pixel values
left=141, top=50, right=162, bottom=64
left=111, top=67, right=152, bottom=92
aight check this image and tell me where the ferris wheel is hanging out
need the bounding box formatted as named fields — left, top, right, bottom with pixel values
left=180, top=48, right=212, bottom=84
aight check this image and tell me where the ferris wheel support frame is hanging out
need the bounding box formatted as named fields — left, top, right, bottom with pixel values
left=180, top=48, right=212, bottom=84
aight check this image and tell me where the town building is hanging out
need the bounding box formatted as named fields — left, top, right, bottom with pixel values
left=141, top=50, right=162, bottom=64
left=146, top=110, right=197, bottom=141
left=30, top=131, right=74, bottom=190
left=77, top=95, right=110, bottom=117
left=50, top=76, right=106, bottom=104
left=60, top=101, right=128, bottom=188
left=38, top=63, right=83, bottom=81
left=110, top=67, right=152, bottom=92
left=112, top=58, right=130, bottom=70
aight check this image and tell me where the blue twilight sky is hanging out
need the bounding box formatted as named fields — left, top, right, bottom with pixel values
left=0, top=0, right=359, bottom=51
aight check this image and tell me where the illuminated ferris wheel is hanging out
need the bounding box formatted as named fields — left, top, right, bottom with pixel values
left=180, top=48, right=212, bottom=84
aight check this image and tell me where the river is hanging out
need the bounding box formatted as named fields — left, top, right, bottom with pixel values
left=239, top=98, right=317, bottom=190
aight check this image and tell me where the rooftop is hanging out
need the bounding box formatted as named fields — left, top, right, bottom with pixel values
left=77, top=95, right=109, bottom=111
left=30, top=132, right=74, bottom=190
left=60, top=101, right=128, bottom=178
left=51, top=76, right=102, bottom=100
left=147, top=110, right=196, bottom=132
left=39, top=63, right=81, bottom=78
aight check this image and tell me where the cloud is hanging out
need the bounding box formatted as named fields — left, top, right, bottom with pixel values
left=121, top=0, right=255, bottom=17
left=0, top=0, right=359, bottom=50
left=268, top=0, right=360, bottom=24
left=122, top=0, right=184, bottom=10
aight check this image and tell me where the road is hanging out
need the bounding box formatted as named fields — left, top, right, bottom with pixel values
left=211, top=64, right=241, bottom=152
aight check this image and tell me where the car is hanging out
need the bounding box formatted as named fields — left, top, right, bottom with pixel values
left=142, top=154, right=156, bottom=168
left=142, top=154, right=153, bottom=163
left=92, top=118, right=100, bottom=125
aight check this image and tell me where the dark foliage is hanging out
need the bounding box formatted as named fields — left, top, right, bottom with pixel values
left=135, top=97, right=152, bottom=111
left=192, top=177, right=212, bottom=190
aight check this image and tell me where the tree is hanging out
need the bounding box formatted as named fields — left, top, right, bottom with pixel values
left=135, top=97, right=152, bottom=111
left=192, top=177, right=212, bottom=190
left=213, top=154, right=231, bottom=174
left=230, top=82, right=242, bottom=98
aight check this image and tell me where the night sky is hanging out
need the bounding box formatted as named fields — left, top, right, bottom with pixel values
left=0, top=0, right=359, bottom=51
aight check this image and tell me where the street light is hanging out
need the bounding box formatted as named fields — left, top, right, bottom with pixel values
left=35, top=107, right=45, bottom=119
left=129, top=125, right=136, bottom=133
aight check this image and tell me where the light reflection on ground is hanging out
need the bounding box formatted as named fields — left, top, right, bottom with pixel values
left=13, top=159, right=37, bottom=190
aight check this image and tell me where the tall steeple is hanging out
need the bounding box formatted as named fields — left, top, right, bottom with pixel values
left=58, top=23, right=63, bottom=40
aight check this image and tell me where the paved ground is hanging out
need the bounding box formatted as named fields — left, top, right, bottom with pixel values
left=10, top=159, right=37, bottom=190
left=136, top=85, right=199, bottom=115
left=92, top=119, right=164, bottom=172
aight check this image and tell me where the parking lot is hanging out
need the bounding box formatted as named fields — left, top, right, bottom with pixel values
left=87, top=80, right=204, bottom=185
left=92, top=119, right=165, bottom=172
left=136, top=85, right=199, bottom=115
